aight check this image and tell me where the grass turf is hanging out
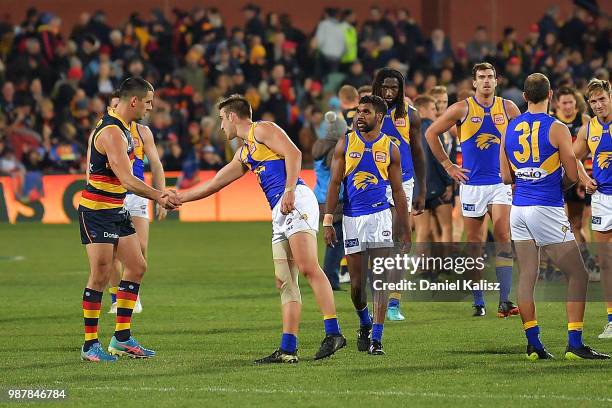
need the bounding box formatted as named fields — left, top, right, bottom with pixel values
left=1, top=221, right=611, bottom=407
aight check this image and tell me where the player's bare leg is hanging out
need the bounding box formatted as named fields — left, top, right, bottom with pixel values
left=490, top=204, right=518, bottom=317
left=432, top=203, right=452, bottom=243
left=594, top=230, right=612, bottom=338
left=288, top=231, right=346, bottom=359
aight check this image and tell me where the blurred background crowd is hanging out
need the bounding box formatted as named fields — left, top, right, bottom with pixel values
left=0, top=1, right=609, bottom=200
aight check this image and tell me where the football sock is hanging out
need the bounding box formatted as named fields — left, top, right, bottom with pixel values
left=372, top=323, right=384, bottom=342
left=568, top=322, right=584, bottom=348
left=356, top=306, right=372, bottom=327
left=109, top=286, right=117, bottom=304
left=473, top=290, right=485, bottom=307
left=389, top=293, right=400, bottom=308
left=496, top=255, right=513, bottom=303
left=323, top=314, right=341, bottom=335
left=607, top=308, right=612, bottom=323
left=280, top=333, right=297, bottom=353
left=114, top=280, right=140, bottom=342
left=83, top=288, right=103, bottom=352
left=523, top=320, right=543, bottom=350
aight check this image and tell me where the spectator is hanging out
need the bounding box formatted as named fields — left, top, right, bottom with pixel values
left=466, top=26, right=496, bottom=64
left=314, top=8, right=345, bottom=75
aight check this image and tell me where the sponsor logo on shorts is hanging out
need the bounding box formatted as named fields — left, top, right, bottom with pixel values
left=515, top=167, right=548, bottom=180
left=493, top=114, right=505, bottom=125
left=471, top=117, right=482, bottom=123
left=374, top=151, right=387, bottom=163
left=90, top=231, right=97, bottom=239
left=394, top=118, right=407, bottom=127
left=349, top=152, right=362, bottom=159
left=345, top=238, right=359, bottom=248
left=140, top=205, right=147, bottom=210
left=300, top=213, right=308, bottom=221
left=463, top=203, right=475, bottom=211
left=286, top=218, right=293, bottom=225
left=104, top=232, right=119, bottom=239
left=593, top=216, right=602, bottom=225
left=561, top=225, right=569, bottom=233
left=382, top=231, right=391, bottom=237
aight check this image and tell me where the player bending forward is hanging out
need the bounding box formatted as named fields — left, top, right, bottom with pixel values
left=179, top=95, right=346, bottom=363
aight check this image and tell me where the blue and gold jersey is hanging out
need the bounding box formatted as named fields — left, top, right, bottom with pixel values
left=130, top=122, right=145, bottom=181
left=586, top=117, right=612, bottom=194
left=343, top=130, right=393, bottom=216
left=239, top=122, right=305, bottom=209
left=78, top=109, right=134, bottom=212
left=506, top=112, right=563, bottom=207
left=381, top=102, right=414, bottom=181
left=459, top=96, right=509, bottom=185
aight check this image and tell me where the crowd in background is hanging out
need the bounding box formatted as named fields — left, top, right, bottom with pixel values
left=0, top=2, right=609, bottom=200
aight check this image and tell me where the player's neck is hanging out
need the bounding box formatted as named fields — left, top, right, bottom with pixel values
left=474, top=93, right=494, bottom=106
left=557, top=111, right=577, bottom=122
left=360, top=128, right=381, bottom=141
left=235, top=120, right=254, bottom=140
left=527, top=101, right=549, bottom=114
left=597, top=112, right=612, bottom=124
left=113, top=106, right=134, bottom=124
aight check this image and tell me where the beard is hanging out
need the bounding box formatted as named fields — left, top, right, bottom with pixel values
left=356, top=121, right=375, bottom=133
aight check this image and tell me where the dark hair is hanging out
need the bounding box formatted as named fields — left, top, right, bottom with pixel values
left=555, top=86, right=577, bottom=100
left=359, top=95, right=387, bottom=117
left=586, top=78, right=611, bottom=100
left=414, top=94, right=436, bottom=109
left=524, top=73, right=550, bottom=103
left=372, top=68, right=406, bottom=117
left=118, top=77, right=154, bottom=99
left=218, top=94, right=252, bottom=119
left=472, top=62, right=496, bottom=79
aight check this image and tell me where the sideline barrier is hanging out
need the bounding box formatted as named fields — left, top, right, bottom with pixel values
left=0, top=170, right=316, bottom=223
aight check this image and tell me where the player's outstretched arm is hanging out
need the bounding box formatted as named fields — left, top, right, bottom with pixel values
left=179, top=150, right=247, bottom=203
left=425, top=101, right=470, bottom=183
left=98, top=127, right=176, bottom=209
left=408, top=107, right=426, bottom=214
left=323, top=136, right=346, bottom=247
left=389, top=143, right=411, bottom=246
left=551, top=121, right=578, bottom=190
left=140, top=124, right=168, bottom=219
left=254, top=122, right=302, bottom=214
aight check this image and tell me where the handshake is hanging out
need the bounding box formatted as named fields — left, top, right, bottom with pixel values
left=156, top=189, right=183, bottom=210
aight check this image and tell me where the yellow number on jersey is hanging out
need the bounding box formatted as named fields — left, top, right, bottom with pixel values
left=513, top=121, right=541, bottom=163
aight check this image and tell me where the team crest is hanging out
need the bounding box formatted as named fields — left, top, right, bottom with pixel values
left=493, top=114, right=505, bottom=125
left=248, top=142, right=257, bottom=155
left=374, top=151, right=387, bottom=163
left=591, top=136, right=600, bottom=142
left=353, top=171, right=378, bottom=190
left=394, top=118, right=407, bottom=127
left=561, top=226, right=569, bottom=233
left=300, top=213, right=308, bottom=221
left=349, top=152, right=362, bottom=159
left=597, top=152, right=612, bottom=169
left=476, top=133, right=500, bottom=150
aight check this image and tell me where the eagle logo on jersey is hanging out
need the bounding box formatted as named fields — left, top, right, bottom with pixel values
left=353, top=171, right=378, bottom=190
left=597, top=152, right=612, bottom=169
left=476, top=133, right=500, bottom=150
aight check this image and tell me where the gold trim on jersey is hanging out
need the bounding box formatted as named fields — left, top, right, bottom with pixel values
left=131, top=122, right=145, bottom=161
left=108, top=108, right=130, bottom=129
left=344, top=131, right=392, bottom=181
left=587, top=117, right=605, bottom=155
left=459, top=97, right=508, bottom=143
left=78, top=197, right=123, bottom=210
left=239, top=122, right=283, bottom=169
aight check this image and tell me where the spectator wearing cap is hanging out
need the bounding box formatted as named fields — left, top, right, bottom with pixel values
left=37, top=13, right=62, bottom=65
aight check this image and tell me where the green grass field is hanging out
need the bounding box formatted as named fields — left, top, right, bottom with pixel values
left=1, top=221, right=612, bottom=407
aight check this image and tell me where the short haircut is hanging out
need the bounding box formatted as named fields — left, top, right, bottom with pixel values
left=586, top=78, right=611, bottom=100
left=555, top=86, right=578, bottom=101
left=218, top=94, right=252, bottom=119
left=117, top=77, right=154, bottom=99
left=359, top=94, right=387, bottom=116
left=414, top=94, right=436, bottom=109
left=429, top=85, right=447, bottom=96
left=357, top=85, right=372, bottom=95
left=472, top=62, right=496, bottom=79
left=338, top=85, right=359, bottom=103
left=523, top=73, right=550, bottom=104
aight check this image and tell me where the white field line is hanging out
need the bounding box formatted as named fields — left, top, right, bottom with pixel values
left=70, top=386, right=612, bottom=403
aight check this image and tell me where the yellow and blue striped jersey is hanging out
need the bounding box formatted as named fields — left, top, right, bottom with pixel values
left=381, top=102, right=414, bottom=181
left=459, top=96, right=509, bottom=185
left=343, top=130, right=393, bottom=216
left=586, top=117, right=612, bottom=194
left=239, top=122, right=305, bottom=209
left=505, top=112, right=563, bottom=207
left=130, top=122, right=145, bottom=181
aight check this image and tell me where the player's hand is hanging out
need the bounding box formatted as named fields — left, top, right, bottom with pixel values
left=446, top=164, right=469, bottom=183
left=399, top=229, right=412, bottom=253
left=164, top=188, right=181, bottom=209
left=281, top=190, right=295, bottom=215
left=156, top=203, right=168, bottom=220
left=582, top=177, right=598, bottom=195
left=324, top=225, right=337, bottom=247
left=412, top=193, right=425, bottom=215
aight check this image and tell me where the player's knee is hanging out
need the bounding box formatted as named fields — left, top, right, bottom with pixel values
left=273, top=241, right=301, bottom=304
